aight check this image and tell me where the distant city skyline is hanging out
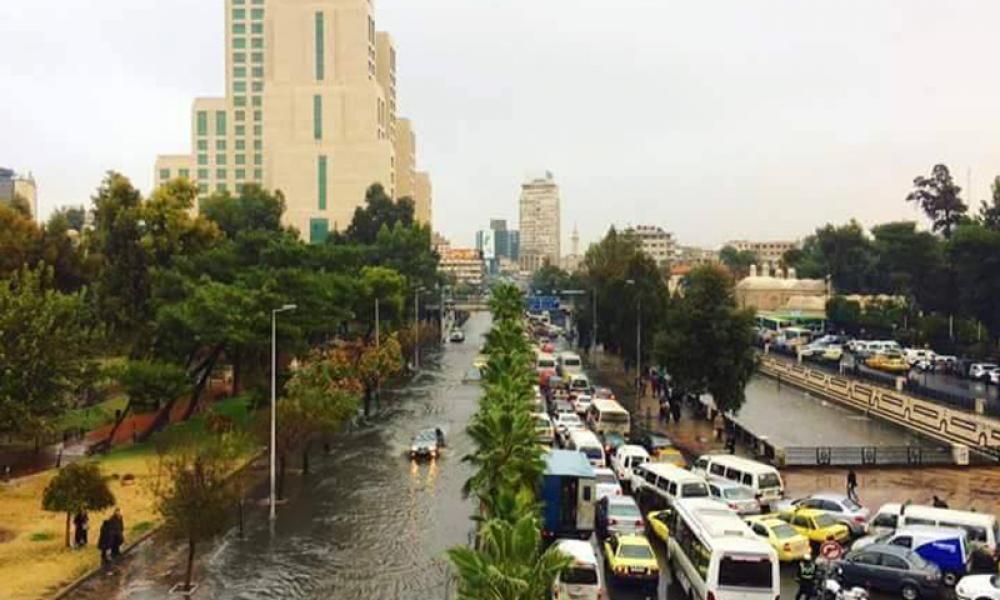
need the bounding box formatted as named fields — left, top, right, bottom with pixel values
left=5, top=1, right=1000, bottom=249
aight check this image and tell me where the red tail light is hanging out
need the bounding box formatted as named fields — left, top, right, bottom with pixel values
left=708, top=592, right=716, bottom=600
left=854, top=516, right=865, bottom=523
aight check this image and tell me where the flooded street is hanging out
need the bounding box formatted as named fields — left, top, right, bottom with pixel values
left=72, top=313, right=489, bottom=600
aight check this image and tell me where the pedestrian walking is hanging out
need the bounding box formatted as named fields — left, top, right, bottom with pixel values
left=795, top=558, right=817, bottom=600
left=847, top=469, right=859, bottom=501
left=97, top=518, right=112, bottom=567
left=713, top=411, right=725, bottom=441
left=73, top=511, right=89, bottom=548
left=109, top=508, right=124, bottom=559
left=658, top=400, right=668, bottom=422
left=670, top=400, right=682, bottom=423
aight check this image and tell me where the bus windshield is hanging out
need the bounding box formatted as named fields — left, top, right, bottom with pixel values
left=718, top=555, right=773, bottom=588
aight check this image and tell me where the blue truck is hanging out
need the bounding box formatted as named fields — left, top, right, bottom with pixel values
left=541, top=449, right=596, bottom=541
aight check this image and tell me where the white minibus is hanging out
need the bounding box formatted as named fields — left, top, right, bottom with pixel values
left=567, top=429, right=606, bottom=468
left=585, top=398, right=631, bottom=437
left=551, top=539, right=604, bottom=600
left=868, top=503, right=999, bottom=555
left=631, top=462, right=709, bottom=509
left=668, top=498, right=780, bottom=600
left=558, top=352, right=584, bottom=377
left=691, top=455, right=784, bottom=505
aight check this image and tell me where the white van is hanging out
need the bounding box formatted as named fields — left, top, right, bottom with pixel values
left=611, top=444, right=650, bottom=485
left=536, top=352, right=557, bottom=375
left=868, top=503, right=1000, bottom=555
left=558, top=352, right=584, bottom=377
left=668, top=498, right=780, bottom=600
left=691, top=455, right=784, bottom=504
left=631, top=462, right=710, bottom=509
left=585, top=398, right=631, bottom=437
left=867, top=340, right=903, bottom=356
left=552, top=539, right=603, bottom=600
left=567, top=429, right=606, bottom=468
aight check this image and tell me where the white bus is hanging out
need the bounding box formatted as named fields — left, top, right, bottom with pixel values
left=631, top=462, right=709, bottom=510
left=585, top=398, right=631, bottom=437
left=691, top=455, right=784, bottom=505
left=567, top=429, right=606, bottom=468
left=668, top=498, right=780, bottom=600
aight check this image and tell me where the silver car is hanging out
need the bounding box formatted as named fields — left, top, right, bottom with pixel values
left=707, top=480, right=761, bottom=515
left=778, top=492, right=870, bottom=536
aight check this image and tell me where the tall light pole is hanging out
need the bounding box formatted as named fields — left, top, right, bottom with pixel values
left=626, top=280, right=640, bottom=389
left=414, top=286, right=424, bottom=371
left=375, top=297, right=381, bottom=406
left=592, top=289, right=598, bottom=354
left=270, top=303, right=297, bottom=521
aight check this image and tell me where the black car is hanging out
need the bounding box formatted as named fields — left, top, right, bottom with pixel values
left=836, top=543, right=941, bottom=600
left=633, top=431, right=675, bottom=458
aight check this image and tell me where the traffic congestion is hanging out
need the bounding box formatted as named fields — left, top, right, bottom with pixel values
left=518, top=312, right=1000, bottom=600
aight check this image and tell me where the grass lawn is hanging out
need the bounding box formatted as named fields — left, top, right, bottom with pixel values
left=0, top=396, right=256, bottom=600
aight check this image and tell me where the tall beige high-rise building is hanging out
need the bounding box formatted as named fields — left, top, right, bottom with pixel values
left=154, top=0, right=433, bottom=242
left=518, top=172, right=561, bottom=272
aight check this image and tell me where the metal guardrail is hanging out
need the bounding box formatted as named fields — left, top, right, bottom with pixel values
left=782, top=445, right=954, bottom=467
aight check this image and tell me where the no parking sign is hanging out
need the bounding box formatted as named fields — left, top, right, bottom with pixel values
left=819, top=540, right=844, bottom=561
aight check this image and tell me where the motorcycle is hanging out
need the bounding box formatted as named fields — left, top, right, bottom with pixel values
left=816, top=565, right=869, bottom=600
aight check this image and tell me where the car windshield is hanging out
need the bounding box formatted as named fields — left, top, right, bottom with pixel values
left=649, top=437, right=672, bottom=448
left=758, top=473, right=781, bottom=488
left=595, top=472, right=617, bottom=485
left=609, top=502, right=641, bottom=519
left=718, top=555, right=773, bottom=588
left=841, top=497, right=862, bottom=510
left=584, top=447, right=604, bottom=461
left=682, top=483, right=710, bottom=497
left=813, top=514, right=837, bottom=528
left=772, top=524, right=798, bottom=539
left=561, top=566, right=598, bottom=585
left=620, top=544, right=653, bottom=560
left=415, top=430, right=436, bottom=442
left=724, top=487, right=755, bottom=500
left=602, top=413, right=629, bottom=423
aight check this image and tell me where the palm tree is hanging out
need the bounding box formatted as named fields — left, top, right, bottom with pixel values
left=488, top=284, right=524, bottom=323
left=462, top=407, right=544, bottom=501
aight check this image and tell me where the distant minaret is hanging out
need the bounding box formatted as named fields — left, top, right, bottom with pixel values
left=571, top=223, right=580, bottom=256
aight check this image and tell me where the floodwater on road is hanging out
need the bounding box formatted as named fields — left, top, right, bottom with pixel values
left=71, top=313, right=490, bottom=600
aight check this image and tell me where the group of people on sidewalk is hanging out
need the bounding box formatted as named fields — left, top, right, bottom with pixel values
left=72, top=507, right=126, bottom=568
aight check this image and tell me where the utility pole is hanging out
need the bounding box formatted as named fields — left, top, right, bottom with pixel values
left=592, top=289, right=598, bottom=353
left=270, top=304, right=296, bottom=522
left=375, top=297, right=380, bottom=406
left=414, top=287, right=422, bottom=371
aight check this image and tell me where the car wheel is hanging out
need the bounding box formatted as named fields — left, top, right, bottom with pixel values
left=942, top=572, right=957, bottom=586
left=901, top=584, right=919, bottom=600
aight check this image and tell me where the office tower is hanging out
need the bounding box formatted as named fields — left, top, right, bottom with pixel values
left=518, top=172, right=561, bottom=272
left=626, top=224, right=676, bottom=268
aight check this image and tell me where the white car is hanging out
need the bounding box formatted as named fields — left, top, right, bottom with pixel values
left=553, top=413, right=585, bottom=444
left=969, top=363, right=999, bottom=381
left=989, top=369, right=1000, bottom=386
left=956, top=574, right=1000, bottom=600
left=593, top=467, right=622, bottom=500
left=610, top=445, right=650, bottom=486
left=904, top=348, right=937, bottom=366
left=573, top=393, right=593, bottom=416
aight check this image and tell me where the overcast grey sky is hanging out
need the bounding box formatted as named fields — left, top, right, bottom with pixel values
left=3, top=1, right=1000, bottom=249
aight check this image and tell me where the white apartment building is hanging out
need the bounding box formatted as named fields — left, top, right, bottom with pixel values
left=626, top=225, right=675, bottom=268
left=726, top=239, right=800, bottom=266
left=518, top=172, right=561, bottom=272
left=154, top=0, right=432, bottom=243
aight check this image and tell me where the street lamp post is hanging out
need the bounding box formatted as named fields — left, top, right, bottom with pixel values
left=375, top=297, right=381, bottom=407
left=626, top=280, right=640, bottom=390
left=414, top=287, right=424, bottom=371
left=270, top=304, right=297, bottom=521
left=592, top=289, right=598, bottom=354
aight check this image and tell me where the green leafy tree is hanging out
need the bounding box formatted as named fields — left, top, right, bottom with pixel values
left=784, top=221, right=874, bottom=292
left=42, top=462, right=116, bottom=548
left=906, top=164, right=967, bottom=239
left=530, top=264, right=571, bottom=294
left=199, top=184, right=286, bottom=238
left=826, top=295, right=863, bottom=334
left=870, top=221, right=945, bottom=305
left=118, top=360, right=190, bottom=412
left=718, top=245, right=759, bottom=279
left=948, top=223, right=1000, bottom=342
left=654, top=265, right=757, bottom=414
left=0, top=266, right=103, bottom=436
left=0, top=204, right=42, bottom=278
left=978, top=176, right=1000, bottom=231
left=151, top=430, right=247, bottom=593
left=343, top=184, right=414, bottom=245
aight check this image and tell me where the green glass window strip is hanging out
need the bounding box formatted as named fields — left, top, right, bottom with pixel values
left=253, top=110, right=262, bottom=122
left=252, top=81, right=263, bottom=92
left=234, top=81, right=246, bottom=93
left=235, top=125, right=245, bottom=136
left=216, top=169, right=227, bottom=179
left=197, top=140, right=208, bottom=151
left=313, top=94, right=322, bottom=140
left=252, top=0, right=263, bottom=4
left=252, top=96, right=262, bottom=107
left=236, top=169, right=246, bottom=179
left=236, top=183, right=245, bottom=195
left=233, top=38, right=246, bottom=49
left=233, top=23, right=246, bottom=34
left=216, top=140, right=227, bottom=151
left=251, top=23, right=263, bottom=34
left=159, top=169, right=170, bottom=180
left=315, top=12, right=325, bottom=80
left=317, top=155, right=328, bottom=210
left=234, top=66, right=246, bottom=78
left=254, top=154, right=262, bottom=165
left=196, top=111, right=208, bottom=136
left=235, top=110, right=246, bottom=122
left=233, top=0, right=245, bottom=5
left=217, top=184, right=227, bottom=193
left=235, top=140, right=246, bottom=150
left=216, top=154, right=227, bottom=165
left=216, top=111, right=226, bottom=135
left=233, top=53, right=246, bottom=63
left=198, top=183, right=208, bottom=194
left=197, top=154, right=208, bottom=166
left=253, top=125, right=262, bottom=136
left=254, top=169, right=263, bottom=180
left=197, top=169, right=209, bottom=180
left=251, top=8, right=264, bottom=20
left=254, top=140, right=262, bottom=150
left=232, top=9, right=245, bottom=20
left=252, top=38, right=263, bottom=49
left=234, top=96, right=246, bottom=107
left=309, top=218, right=329, bottom=244
left=252, top=66, right=264, bottom=78
left=179, top=169, right=190, bottom=179
left=251, top=52, right=263, bottom=64
left=236, top=154, right=246, bottom=165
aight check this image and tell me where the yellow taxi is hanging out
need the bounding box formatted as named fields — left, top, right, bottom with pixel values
left=779, top=508, right=850, bottom=547
left=646, top=510, right=670, bottom=543
left=603, top=533, right=659, bottom=585
left=745, top=516, right=811, bottom=562
left=866, top=352, right=910, bottom=373
left=655, top=447, right=687, bottom=468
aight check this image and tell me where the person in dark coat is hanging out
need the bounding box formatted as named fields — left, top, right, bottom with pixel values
left=670, top=400, right=682, bottom=423
left=73, top=511, right=89, bottom=547
left=97, top=518, right=112, bottom=566
left=847, top=469, right=859, bottom=501
left=108, top=508, right=124, bottom=558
